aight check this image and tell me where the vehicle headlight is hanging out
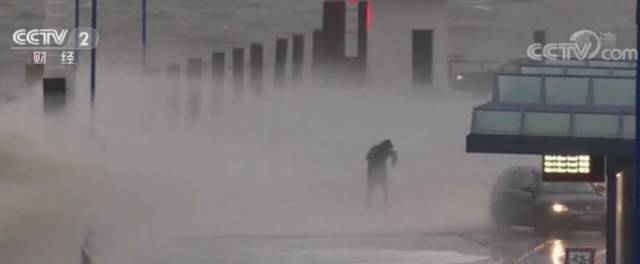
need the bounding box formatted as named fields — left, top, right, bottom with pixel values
left=551, top=203, right=569, bottom=213
left=455, top=74, right=464, bottom=80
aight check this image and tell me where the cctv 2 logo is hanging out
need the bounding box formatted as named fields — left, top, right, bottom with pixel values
left=11, top=28, right=99, bottom=50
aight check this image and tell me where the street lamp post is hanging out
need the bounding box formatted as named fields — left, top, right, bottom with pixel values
left=634, top=0, right=640, bottom=261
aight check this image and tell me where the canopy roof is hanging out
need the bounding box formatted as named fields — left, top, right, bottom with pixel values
left=466, top=60, right=635, bottom=157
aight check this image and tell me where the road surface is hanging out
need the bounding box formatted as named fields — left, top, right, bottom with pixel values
left=117, top=230, right=604, bottom=264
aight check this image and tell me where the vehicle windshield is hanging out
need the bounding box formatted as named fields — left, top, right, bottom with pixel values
left=540, top=182, right=596, bottom=194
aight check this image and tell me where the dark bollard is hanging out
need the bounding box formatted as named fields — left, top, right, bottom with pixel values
left=166, top=63, right=181, bottom=117
left=211, top=52, right=225, bottom=112
left=533, top=30, right=546, bottom=46
left=187, top=58, right=203, bottom=80
left=232, top=47, right=245, bottom=99
left=250, top=43, right=264, bottom=94
left=412, top=30, right=434, bottom=86
left=274, top=38, right=288, bottom=87
left=43, top=78, right=66, bottom=113
left=167, top=63, right=180, bottom=79
left=211, top=53, right=225, bottom=85
left=186, top=58, right=203, bottom=118
left=312, top=29, right=326, bottom=75
left=322, top=1, right=346, bottom=59
left=292, top=34, right=304, bottom=86
left=43, top=78, right=66, bottom=97
left=25, top=64, right=44, bottom=87
left=533, top=30, right=546, bottom=63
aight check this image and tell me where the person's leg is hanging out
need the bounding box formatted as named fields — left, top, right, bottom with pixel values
left=366, top=177, right=375, bottom=210
left=382, top=177, right=390, bottom=211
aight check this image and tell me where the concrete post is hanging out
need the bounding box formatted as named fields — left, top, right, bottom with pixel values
left=292, top=34, right=304, bottom=86
left=312, top=29, right=326, bottom=76
left=250, top=43, right=264, bottom=94
left=274, top=38, right=288, bottom=87
left=232, top=47, right=245, bottom=99
left=186, top=58, right=203, bottom=118
left=211, top=52, right=225, bottom=112
left=25, top=64, right=44, bottom=87
left=43, top=78, right=66, bottom=112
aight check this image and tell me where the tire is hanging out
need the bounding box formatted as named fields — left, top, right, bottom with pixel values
left=491, top=205, right=511, bottom=236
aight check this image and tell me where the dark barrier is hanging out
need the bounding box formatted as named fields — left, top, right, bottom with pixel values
left=312, top=29, right=326, bottom=80
left=250, top=43, right=264, bottom=94
left=232, top=47, right=245, bottom=99
left=211, top=52, right=225, bottom=112
left=292, top=34, right=305, bottom=86
left=275, top=38, right=288, bottom=87
left=166, top=63, right=181, bottom=117
left=186, top=58, right=203, bottom=118
left=43, top=78, right=66, bottom=113
left=25, top=64, right=44, bottom=87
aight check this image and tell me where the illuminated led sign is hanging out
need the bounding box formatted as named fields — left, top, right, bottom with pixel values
left=542, top=155, right=604, bottom=182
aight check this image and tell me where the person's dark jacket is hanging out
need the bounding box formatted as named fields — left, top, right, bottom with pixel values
left=366, top=140, right=398, bottom=179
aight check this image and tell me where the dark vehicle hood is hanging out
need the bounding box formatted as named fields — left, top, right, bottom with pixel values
left=536, top=193, right=603, bottom=204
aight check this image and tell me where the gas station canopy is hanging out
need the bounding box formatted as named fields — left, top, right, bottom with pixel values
left=466, top=60, right=635, bottom=157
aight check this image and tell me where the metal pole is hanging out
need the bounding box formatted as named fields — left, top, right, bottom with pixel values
left=142, top=0, right=147, bottom=67
left=90, top=0, right=97, bottom=103
left=634, top=1, right=640, bottom=261
left=606, top=158, right=618, bottom=264
left=75, top=0, right=79, bottom=59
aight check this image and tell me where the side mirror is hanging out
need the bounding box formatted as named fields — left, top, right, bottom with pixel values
left=595, top=185, right=605, bottom=193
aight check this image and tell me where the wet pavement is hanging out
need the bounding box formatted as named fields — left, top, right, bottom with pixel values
left=125, top=229, right=604, bottom=264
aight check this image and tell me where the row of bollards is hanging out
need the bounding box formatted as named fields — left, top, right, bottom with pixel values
left=29, top=0, right=366, bottom=117
left=32, top=0, right=369, bottom=115
left=140, top=33, right=308, bottom=120
left=180, top=34, right=305, bottom=95
left=32, top=0, right=544, bottom=117
left=152, top=0, right=369, bottom=115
